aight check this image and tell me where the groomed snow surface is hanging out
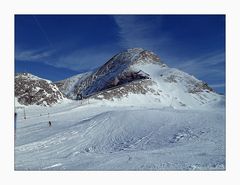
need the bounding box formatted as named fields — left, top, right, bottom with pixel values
left=15, top=99, right=225, bottom=170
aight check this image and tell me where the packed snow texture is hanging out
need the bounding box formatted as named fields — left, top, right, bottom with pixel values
left=15, top=100, right=225, bottom=170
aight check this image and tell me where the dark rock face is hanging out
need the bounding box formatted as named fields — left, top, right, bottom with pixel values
left=91, top=79, right=157, bottom=100
left=102, top=70, right=151, bottom=91
left=15, top=73, right=64, bottom=106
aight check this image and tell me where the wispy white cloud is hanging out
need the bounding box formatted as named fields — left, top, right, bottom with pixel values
left=15, top=47, right=55, bottom=62
left=15, top=44, right=118, bottom=72
left=210, top=83, right=225, bottom=88
left=113, top=15, right=168, bottom=51
left=172, top=51, right=225, bottom=78
left=55, top=46, right=117, bottom=71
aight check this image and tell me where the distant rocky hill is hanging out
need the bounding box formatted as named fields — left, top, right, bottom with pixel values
left=15, top=73, right=64, bottom=106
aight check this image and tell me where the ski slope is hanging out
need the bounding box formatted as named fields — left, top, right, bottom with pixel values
left=15, top=100, right=225, bottom=170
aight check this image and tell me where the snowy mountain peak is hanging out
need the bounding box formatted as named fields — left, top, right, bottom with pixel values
left=56, top=48, right=223, bottom=109
left=57, top=49, right=166, bottom=99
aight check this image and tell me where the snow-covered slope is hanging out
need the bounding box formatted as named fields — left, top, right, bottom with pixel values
left=55, top=72, right=92, bottom=99
left=57, top=48, right=224, bottom=109
left=108, top=63, right=223, bottom=109
left=15, top=73, right=65, bottom=106
left=15, top=101, right=225, bottom=170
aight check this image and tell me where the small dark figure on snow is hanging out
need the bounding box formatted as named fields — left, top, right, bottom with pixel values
left=48, top=121, right=52, bottom=127
left=77, top=93, right=83, bottom=100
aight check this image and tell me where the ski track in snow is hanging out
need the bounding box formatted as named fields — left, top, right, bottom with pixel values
left=14, top=100, right=225, bottom=171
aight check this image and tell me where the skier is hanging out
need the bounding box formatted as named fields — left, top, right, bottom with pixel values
left=48, top=121, right=52, bottom=127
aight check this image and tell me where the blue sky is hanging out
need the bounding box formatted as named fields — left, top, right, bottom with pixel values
left=15, top=15, right=225, bottom=93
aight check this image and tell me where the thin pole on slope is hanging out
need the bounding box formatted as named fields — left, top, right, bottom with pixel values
left=48, top=107, right=51, bottom=127
left=23, top=107, right=26, bottom=120
left=14, top=112, right=17, bottom=141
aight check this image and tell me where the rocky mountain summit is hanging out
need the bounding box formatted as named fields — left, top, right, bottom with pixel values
left=56, top=48, right=221, bottom=109
left=78, top=48, right=165, bottom=97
